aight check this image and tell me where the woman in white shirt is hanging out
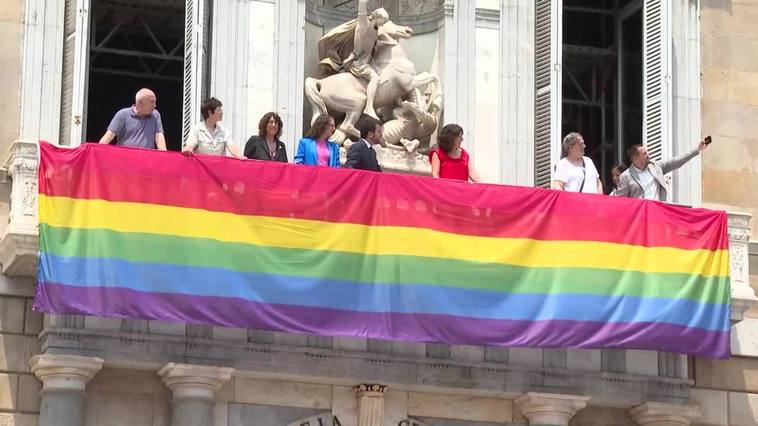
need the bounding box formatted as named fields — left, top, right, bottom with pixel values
left=551, top=132, right=603, bottom=194
left=182, top=97, right=244, bottom=158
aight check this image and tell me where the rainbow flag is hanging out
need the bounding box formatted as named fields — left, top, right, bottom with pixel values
left=35, top=142, right=731, bottom=358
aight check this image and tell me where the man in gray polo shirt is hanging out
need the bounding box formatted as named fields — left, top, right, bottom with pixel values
left=98, top=88, right=167, bottom=150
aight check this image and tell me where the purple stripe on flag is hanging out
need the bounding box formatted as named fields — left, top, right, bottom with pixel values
left=34, top=282, right=731, bottom=359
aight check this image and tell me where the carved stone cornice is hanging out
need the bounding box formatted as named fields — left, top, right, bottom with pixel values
left=353, top=383, right=388, bottom=396
left=42, top=326, right=693, bottom=408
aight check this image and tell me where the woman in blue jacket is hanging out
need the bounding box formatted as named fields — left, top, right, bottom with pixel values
left=294, top=114, right=341, bottom=167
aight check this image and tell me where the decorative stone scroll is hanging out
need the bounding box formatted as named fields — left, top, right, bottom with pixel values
left=728, top=212, right=757, bottom=322
left=0, top=140, right=40, bottom=276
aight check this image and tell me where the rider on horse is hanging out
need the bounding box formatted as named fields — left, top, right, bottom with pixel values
left=338, top=0, right=389, bottom=121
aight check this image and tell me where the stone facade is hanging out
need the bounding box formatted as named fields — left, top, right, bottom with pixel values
left=0, top=274, right=41, bottom=425
left=692, top=2, right=758, bottom=424
left=701, top=0, right=758, bottom=242
left=0, top=0, right=23, bottom=157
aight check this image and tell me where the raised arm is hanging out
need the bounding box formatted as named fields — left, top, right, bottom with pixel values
left=658, top=148, right=700, bottom=174
left=358, top=0, right=369, bottom=15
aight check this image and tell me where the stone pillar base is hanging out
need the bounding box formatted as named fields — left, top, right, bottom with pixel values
left=515, top=392, right=590, bottom=425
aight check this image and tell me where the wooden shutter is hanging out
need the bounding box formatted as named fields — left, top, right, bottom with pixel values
left=181, top=0, right=208, bottom=144
left=68, top=0, right=91, bottom=146
left=533, top=0, right=562, bottom=188
left=59, top=0, right=77, bottom=145
left=642, top=0, right=672, bottom=162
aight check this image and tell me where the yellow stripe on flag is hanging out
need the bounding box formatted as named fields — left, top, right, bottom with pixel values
left=40, top=195, right=730, bottom=277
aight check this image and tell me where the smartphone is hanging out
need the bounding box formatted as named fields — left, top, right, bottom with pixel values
left=704, top=135, right=712, bottom=145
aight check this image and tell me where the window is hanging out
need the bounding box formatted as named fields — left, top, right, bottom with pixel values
left=534, top=0, right=672, bottom=190
left=60, top=0, right=210, bottom=149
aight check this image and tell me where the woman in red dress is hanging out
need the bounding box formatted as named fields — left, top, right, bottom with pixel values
left=429, top=124, right=481, bottom=182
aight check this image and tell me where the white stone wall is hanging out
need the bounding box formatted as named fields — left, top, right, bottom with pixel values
left=211, top=0, right=305, bottom=157
left=245, top=0, right=276, bottom=142
left=474, top=24, right=500, bottom=183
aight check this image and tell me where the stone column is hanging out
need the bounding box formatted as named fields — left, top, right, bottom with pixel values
left=443, top=0, right=476, bottom=141
left=159, top=363, right=234, bottom=426
left=30, top=354, right=104, bottom=426
left=353, top=383, right=387, bottom=426
left=500, top=0, right=536, bottom=186
left=728, top=212, right=757, bottom=323
left=514, top=392, right=589, bottom=425
left=274, top=0, right=306, bottom=160
left=629, top=402, right=699, bottom=425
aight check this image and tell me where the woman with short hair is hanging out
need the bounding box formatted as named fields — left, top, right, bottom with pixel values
left=294, top=114, right=340, bottom=167
left=244, top=112, right=288, bottom=162
left=551, top=132, right=602, bottom=194
left=182, top=97, right=244, bottom=158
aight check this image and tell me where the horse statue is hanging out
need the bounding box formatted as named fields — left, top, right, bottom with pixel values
left=304, top=18, right=439, bottom=144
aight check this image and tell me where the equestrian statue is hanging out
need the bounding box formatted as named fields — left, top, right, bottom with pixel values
left=304, top=0, right=442, bottom=147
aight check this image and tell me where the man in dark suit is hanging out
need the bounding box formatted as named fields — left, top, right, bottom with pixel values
left=345, top=115, right=383, bottom=172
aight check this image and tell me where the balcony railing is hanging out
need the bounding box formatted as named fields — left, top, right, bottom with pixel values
left=1, top=139, right=756, bottom=324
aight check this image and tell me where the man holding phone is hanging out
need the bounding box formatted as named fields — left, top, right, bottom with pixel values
left=614, top=138, right=711, bottom=201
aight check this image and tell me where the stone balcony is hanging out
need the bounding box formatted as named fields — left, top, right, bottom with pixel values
left=2, top=140, right=756, bottom=424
